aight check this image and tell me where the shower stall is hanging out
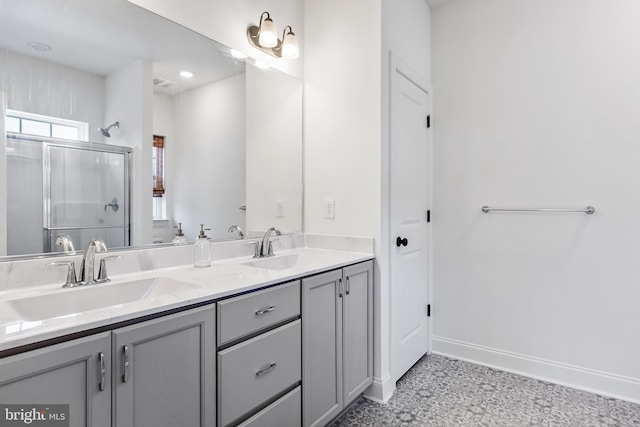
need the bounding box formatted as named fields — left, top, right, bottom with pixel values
left=5, top=133, right=131, bottom=255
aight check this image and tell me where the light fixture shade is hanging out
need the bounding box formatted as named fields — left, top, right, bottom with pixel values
left=281, top=31, right=299, bottom=59
left=258, top=17, right=278, bottom=48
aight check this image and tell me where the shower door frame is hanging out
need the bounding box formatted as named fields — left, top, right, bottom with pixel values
left=9, top=134, right=134, bottom=253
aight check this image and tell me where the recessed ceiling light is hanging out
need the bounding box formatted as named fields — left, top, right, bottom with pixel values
left=179, top=70, right=194, bottom=78
left=231, top=49, right=248, bottom=59
left=28, top=41, right=52, bottom=52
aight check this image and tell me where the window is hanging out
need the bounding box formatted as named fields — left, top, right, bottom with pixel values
left=152, top=135, right=166, bottom=219
left=5, top=110, right=88, bottom=141
left=152, top=135, right=165, bottom=197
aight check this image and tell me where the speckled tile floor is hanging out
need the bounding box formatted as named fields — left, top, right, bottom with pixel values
left=332, top=354, right=640, bottom=426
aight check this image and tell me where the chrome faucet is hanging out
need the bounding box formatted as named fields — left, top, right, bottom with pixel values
left=55, top=233, right=76, bottom=253
left=228, top=225, right=245, bottom=239
left=79, top=239, right=107, bottom=285
left=259, top=227, right=281, bottom=257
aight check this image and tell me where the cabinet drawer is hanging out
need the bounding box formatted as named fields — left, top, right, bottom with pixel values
left=217, top=280, right=300, bottom=346
left=218, top=320, right=301, bottom=427
left=238, top=386, right=301, bottom=427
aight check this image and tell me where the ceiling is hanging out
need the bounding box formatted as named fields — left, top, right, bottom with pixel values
left=0, top=0, right=244, bottom=93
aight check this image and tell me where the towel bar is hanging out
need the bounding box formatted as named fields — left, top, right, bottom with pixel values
left=481, top=206, right=595, bottom=214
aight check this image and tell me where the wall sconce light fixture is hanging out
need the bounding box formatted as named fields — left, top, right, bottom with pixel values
left=247, top=12, right=299, bottom=59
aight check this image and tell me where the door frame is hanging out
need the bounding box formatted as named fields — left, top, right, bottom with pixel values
left=386, top=51, right=434, bottom=383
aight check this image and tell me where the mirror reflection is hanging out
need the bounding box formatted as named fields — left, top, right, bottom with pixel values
left=0, top=0, right=303, bottom=258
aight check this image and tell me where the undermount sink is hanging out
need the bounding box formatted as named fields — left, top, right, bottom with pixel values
left=242, top=253, right=301, bottom=271
left=9, top=277, right=199, bottom=321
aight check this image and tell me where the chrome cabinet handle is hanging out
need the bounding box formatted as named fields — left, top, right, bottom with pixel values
left=346, top=276, right=351, bottom=296
left=98, top=352, right=106, bottom=392
left=338, top=278, right=343, bottom=298
left=256, top=363, right=277, bottom=377
left=255, top=305, right=276, bottom=316
left=122, top=345, right=129, bottom=383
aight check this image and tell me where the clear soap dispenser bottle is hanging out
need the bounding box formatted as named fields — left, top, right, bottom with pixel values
left=172, top=222, right=188, bottom=245
left=194, top=224, right=211, bottom=268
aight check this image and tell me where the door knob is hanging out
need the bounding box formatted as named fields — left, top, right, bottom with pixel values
left=396, top=237, right=408, bottom=247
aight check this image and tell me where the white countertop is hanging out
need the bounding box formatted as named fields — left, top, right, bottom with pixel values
left=0, top=248, right=373, bottom=353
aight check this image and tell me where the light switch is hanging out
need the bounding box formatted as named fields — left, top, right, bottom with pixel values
left=276, top=199, right=285, bottom=218
left=325, top=199, right=335, bottom=219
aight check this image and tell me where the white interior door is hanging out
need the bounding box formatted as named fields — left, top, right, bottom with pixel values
left=390, top=59, right=430, bottom=382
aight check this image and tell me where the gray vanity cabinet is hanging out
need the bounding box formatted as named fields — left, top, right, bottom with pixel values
left=302, top=261, right=373, bottom=427
left=112, top=306, right=215, bottom=427
left=0, top=258, right=373, bottom=427
left=0, top=332, right=112, bottom=427
left=217, top=281, right=302, bottom=427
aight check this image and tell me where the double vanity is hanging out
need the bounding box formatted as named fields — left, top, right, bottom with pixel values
left=0, top=235, right=374, bottom=427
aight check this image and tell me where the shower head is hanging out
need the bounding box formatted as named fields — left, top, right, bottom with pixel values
left=99, top=121, right=120, bottom=137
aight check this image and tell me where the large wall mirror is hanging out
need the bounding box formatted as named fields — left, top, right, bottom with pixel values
left=0, top=0, right=303, bottom=258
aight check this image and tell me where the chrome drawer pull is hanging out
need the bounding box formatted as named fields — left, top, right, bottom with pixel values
left=122, top=345, right=130, bottom=383
left=98, top=352, right=106, bottom=392
left=346, top=276, right=351, bottom=295
left=255, top=305, right=276, bottom=316
left=256, top=363, right=277, bottom=377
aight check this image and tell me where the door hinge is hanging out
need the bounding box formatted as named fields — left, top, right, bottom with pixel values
left=426, top=115, right=431, bottom=129
left=427, top=304, right=431, bottom=317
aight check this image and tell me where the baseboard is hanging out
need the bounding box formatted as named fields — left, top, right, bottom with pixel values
left=364, top=373, right=395, bottom=404
left=433, top=336, right=640, bottom=405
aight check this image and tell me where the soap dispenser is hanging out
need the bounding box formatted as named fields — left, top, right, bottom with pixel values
left=194, top=224, right=211, bottom=268
left=172, top=222, right=188, bottom=245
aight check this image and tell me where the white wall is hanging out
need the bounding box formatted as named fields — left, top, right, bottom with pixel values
left=127, top=0, right=304, bottom=79
left=246, top=63, right=303, bottom=235
left=0, top=49, right=105, bottom=142
left=304, top=0, right=381, bottom=238
left=170, top=74, right=246, bottom=241
left=432, top=0, right=640, bottom=401
left=382, top=1, right=431, bottom=82
left=105, top=59, right=154, bottom=247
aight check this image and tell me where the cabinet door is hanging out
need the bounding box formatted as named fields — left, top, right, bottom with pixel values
left=342, top=261, right=373, bottom=406
left=112, top=306, right=215, bottom=427
left=302, top=269, right=343, bottom=427
left=0, top=332, right=111, bottom=427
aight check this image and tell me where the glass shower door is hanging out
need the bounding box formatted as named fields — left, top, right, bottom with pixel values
left=45, top=144, right=130, bottom=252
left=5, top=137, right=44, bottom=255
